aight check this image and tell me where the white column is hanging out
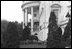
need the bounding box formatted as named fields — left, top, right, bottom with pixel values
left=23, top=10, right=25, bottom=29
left=31, top=7, right=33, bottom=35
left=25, top=8, right=28, bottom=26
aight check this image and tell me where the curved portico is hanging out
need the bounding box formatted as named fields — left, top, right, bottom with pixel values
left=21, top=1, right=71, bottom=41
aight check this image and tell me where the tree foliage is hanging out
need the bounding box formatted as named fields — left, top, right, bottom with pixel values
left=1, top=21, right=23, bottom=48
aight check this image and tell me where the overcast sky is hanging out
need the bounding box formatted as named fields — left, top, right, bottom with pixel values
left=1, top=1, right=23, bottom=23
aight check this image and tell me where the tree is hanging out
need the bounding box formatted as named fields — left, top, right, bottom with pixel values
left=1, top=20, right=9, bottom=48
left=3, top=22, right=20, bottom=48
left=46, top=11, right=64, bottom=48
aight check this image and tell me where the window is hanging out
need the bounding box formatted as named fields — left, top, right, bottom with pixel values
left=33, top=6, right=39, bottom=32
left=34, top=14, right=37, bottom=17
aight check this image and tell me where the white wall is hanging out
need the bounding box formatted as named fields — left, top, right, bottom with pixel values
left=38, top=1, right=71, bottom=41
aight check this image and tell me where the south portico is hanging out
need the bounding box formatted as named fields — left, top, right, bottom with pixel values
left=21, top=1, right=71, bottom=41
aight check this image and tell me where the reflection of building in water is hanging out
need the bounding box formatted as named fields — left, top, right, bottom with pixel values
left=21, top=1, right=71, bottom=41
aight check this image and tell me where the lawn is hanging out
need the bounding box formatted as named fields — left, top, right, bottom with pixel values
left=20, top=40, right=46, bottom=48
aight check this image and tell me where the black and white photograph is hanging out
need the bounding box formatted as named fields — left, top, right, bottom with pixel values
left=1, top=1, right=71, bottom=48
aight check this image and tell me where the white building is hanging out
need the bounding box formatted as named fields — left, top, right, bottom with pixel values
left=21, top=1, right=71, bottom=41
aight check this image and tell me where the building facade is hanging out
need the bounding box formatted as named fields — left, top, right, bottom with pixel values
left=21, top=1, right=71, bottom=41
